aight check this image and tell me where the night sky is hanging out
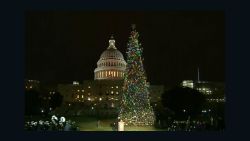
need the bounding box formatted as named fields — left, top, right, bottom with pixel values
left=25, top=11, right=224, bottom=87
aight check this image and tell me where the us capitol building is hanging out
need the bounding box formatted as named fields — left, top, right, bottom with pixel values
left=56, top=36, right=164, bottom=117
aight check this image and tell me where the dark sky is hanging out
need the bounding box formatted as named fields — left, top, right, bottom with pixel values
left=25, top=11, right=224, bottom=87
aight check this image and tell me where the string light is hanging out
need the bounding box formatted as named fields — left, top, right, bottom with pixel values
left=118, top=25, right=155, bottom=126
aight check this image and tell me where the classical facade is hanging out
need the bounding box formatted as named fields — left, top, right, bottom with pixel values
left=57, top=36, right=164, bottom=116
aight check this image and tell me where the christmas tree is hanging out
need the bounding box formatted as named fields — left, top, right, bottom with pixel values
left=118, top=24, right=155, bottom=126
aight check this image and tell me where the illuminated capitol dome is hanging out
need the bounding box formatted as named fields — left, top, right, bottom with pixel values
left=94, top=36, right=127, bottom=80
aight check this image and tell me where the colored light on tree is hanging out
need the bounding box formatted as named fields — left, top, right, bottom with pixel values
left=118, top=24, right=155, bottom=126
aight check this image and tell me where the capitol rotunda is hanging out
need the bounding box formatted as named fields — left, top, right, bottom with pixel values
left=94, top=36, right=127, bottom=80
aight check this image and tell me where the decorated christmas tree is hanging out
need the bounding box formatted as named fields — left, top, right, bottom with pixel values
left=118, top=24, right=155, bottom=126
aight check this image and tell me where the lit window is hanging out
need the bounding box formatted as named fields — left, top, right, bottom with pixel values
left=77, top=90, right=80, bottom=92
left=30, top=86, right=32, bottom=89
left=111, top=91, right=113, bottom=94
left=88, top=97, right=91, bottom=101
left=111, top=103, right=114, bottom=107
left=116, top=86, right=118, bottom=88
left=111, top=86, right=113, bottom=88
left=88, top=86, right=91, bottom=88
left=99, top=97, right=102, bottom=101
left=73, top=81, right=79, bottom=85
left=82, top=90, right=84, bottom=92
left=77, top=95, right=79, bottom=98
left=81, top=95, right=84, bottom=98
left=116, top=92, right=119, bottom=94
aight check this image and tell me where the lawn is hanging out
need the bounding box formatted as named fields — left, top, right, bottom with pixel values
left=69, top=116, right=164, bottom=131
left=25, top=115, right=165, bottom=131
